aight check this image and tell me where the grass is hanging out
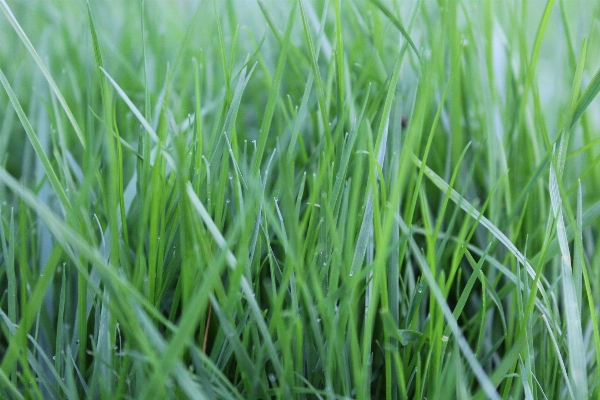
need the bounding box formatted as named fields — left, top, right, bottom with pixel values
left=0, top=0, right=600, bottom=398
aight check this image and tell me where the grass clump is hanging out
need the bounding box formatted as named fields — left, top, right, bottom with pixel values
left=1, top=0, right=600, bottom=398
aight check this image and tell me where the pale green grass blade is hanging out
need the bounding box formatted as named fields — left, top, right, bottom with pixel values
left=333, top=0, right=345, bottom=122
left=214, top=1, right=232, bottom=100
left=209, top=64, right=254, bottom=176
left=369, top=0, right=421, bottom=63
left=251, top=2, right=297, bottom=174
left=186, top=183, right=237, bottom=269
left=0, top=0, right=86, bottom=149
left=570, top=63, right=600, bottom=129
left=549, top=162, right=589, bottom=399
left=566, top=39, right=587, bottom=133
left=0, top=68, right=70, bottom=213
left=285, top=71, right=314, bottom=161
left=298, top=0, right=331, bottom=141
left=555, top=38, right=588, bottom=183
left=513, top=0, right=555, bottom=138
left=100, top=67, right=159, bottom=143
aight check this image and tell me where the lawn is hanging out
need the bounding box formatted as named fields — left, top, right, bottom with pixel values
left=1, top=0, right=600, bottom=399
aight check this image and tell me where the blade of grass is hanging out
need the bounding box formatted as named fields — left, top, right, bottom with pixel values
left=251, top=2, right=297, bottom=174
left=549, top=160, right=588, bottom=399
left=0, top=68, right=70, bottom=214
left=0, top=0, right=86, bottom=149
left=369, top=0, right=421, bottom=64
left=570, top=62, right=600, bottom=129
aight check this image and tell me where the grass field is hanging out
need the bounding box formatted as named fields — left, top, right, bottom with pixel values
left=1, top=0, right=600, bottom=398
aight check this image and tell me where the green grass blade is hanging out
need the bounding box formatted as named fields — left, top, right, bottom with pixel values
left=369, top=0, right=421, bottom=63
left=0, top=0, right=86, bottom=149
left=0, top=68, right=70, bottom=213
left=570, top=63, right=600, bottom=129
left=251, top=2, right=297, bottom=174
left=100, top=67, right=159, bottom=143
left=549, top=162, right=588, bottom=399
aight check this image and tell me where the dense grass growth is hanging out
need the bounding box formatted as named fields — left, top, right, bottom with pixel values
left=1, top=0, right=600, bottom=398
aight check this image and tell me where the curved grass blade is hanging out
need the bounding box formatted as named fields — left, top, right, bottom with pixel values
left=0, top=68, right=70, bottom=213
left=369, top=0, right=421, bottom=63
left=0, top=0, right=86, bottom=149
left=570, top=62, right=600, bottom=129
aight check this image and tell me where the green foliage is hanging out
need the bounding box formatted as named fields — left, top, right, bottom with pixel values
left=1, top=0, right=599, bottom=398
